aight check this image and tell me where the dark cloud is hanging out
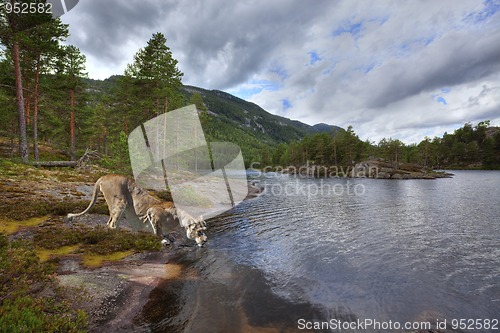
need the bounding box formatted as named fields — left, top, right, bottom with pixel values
left=63, top=0, right=175, bottom=63
left=366, top=29, right=500, bottom=109
left=165, top=0, right=329, bottom=88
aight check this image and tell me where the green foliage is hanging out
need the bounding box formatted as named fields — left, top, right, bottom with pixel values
left=54, top=45, right=87, bottom=87
left=189, top=92, right=207, bottom=111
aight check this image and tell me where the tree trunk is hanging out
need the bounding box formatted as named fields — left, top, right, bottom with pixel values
left=70, top=89, right=75, bottom=160
left=33, top=53, right=41, bottom=160
left=13, top=41, right=29, bottom=163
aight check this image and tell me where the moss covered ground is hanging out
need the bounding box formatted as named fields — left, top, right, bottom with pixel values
left=0, top=158, right=164, bottom=331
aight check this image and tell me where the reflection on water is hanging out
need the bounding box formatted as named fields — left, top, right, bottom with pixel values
left=136, top=170, right=500, bottom=332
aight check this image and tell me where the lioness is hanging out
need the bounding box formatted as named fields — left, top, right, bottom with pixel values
left=67, top=174, right=208, bottom=246
left=146, top=202, right=207, bottom=246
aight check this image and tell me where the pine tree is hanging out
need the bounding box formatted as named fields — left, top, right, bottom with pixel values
left=124, top=32, right=184, bottom=117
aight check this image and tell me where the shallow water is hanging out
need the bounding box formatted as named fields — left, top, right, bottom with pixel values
left=136, top=170, right=500, bottom=332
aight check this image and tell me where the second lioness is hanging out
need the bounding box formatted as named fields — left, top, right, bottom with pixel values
left=66, top=174, right=207, bottom=246
left=146, top=202, right=207, bottom=246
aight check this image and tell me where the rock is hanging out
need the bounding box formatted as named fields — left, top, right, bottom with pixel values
left=352, top=159, right=453, bottom=179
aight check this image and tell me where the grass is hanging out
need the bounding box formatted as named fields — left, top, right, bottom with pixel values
left=35, top=244, right=80, bottom=262
left=82, top=250, right=135, bottom=268
left=0, top=216, right=48, bottom=235
left=0, top=223, right=161, bottom=330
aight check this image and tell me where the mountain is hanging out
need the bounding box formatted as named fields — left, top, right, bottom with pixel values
left=181, top=85, right=341, bottom=141
left=180, top=85, right=342, bottom=163
left=312, top=123, right=338, bottom=133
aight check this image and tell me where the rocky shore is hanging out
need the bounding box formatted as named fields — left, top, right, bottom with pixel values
left=351, top=159, right=454, bottom=179
left=283, top=159, right=453, bottom=179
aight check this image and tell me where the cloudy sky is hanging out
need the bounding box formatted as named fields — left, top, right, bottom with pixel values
left=61, top=0, right=500, bottom=143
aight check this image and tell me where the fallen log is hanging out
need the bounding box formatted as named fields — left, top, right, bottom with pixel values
left=32, top=161, right=78, bottom=167
left=32, top=148, right=100, bottom=168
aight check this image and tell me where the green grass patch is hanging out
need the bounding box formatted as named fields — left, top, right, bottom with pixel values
left=82, top=250, right=134, bottom=268
left=0, top=216, right=48, bottom=235
left=0, top=198, right=108, bottom=222
left=35, top=224, right=161, bottom=253
left=36, top=244, right=80, bottom=262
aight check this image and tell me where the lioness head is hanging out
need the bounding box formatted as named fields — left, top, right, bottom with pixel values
left=185, top=218, right=207, bottom=247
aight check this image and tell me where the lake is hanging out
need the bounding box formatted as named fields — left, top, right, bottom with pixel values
left=136, top=170, right=500, bottom=332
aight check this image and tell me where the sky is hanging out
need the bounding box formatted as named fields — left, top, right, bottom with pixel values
left=60, top=0, right=500, bottom=144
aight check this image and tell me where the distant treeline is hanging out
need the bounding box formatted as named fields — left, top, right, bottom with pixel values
left=262, top=121, right=500, bottom=169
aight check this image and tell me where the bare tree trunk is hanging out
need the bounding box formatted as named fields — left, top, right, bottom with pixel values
left=13, top=41, right=29, bottom=163
left=33, top=54, right=41, bottom=160
left=70, top=89, right=75, bottom=160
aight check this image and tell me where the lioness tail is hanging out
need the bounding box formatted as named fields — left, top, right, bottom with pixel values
left=66, top=178, right=102, bottom=220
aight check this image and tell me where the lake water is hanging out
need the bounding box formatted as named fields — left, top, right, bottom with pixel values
left=136, top=170, right=500, bottom=332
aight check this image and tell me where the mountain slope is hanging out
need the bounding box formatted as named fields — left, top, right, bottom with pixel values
left=182, top=85, right=341, bottom=144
